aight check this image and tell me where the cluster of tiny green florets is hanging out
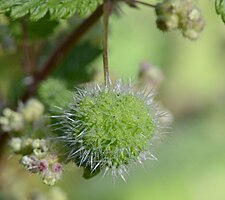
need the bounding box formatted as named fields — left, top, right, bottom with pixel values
left=57, top=81, right=160, bottom=179
left=155, top=0, right=205, bottom=40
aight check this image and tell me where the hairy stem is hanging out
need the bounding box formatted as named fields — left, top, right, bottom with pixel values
left=22, top=5, right=103, bottom=101
left=102, top=0, right=112, bottom=86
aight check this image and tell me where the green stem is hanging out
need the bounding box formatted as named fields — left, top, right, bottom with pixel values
left=102, top=0, right=112, bottom=86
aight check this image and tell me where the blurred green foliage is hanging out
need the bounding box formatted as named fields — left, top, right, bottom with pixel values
left=53, top=42, right=102, bottom=86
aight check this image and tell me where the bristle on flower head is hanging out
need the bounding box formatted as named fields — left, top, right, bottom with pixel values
left=55, top=80, right=163, bottom=180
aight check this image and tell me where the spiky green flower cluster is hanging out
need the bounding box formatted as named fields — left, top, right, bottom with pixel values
left=155, top=0, right=205, bottom=40
left=57, top=81, right=160, bottom=179
left=0, top=0, right=103, bottom=21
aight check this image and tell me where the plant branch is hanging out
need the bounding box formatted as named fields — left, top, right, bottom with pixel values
left=21, top=19, right=35, bottom=76
left=0, top=132, right=7, bottom=158
left=21, top=5, right=103, bottom=101
left=102, top=0, right=112, bottom=86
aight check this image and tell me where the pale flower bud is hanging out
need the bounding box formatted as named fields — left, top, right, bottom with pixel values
left=0, top=108, right=24, bottom=132
left=9, top=137, right=22, bottom=153
left=20, top=99, right=44, bottom=122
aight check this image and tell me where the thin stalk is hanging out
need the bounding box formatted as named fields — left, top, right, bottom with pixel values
left=102, top=0, right=112, bottom=86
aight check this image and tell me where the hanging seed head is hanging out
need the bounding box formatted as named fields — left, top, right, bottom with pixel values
left=56, top=80, right=162, bottom=179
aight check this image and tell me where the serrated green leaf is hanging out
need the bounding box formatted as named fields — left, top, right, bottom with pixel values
left=30, top=5, right=48, bottom=21
left=215, top=0, right=225, bottom=23
left=0, top=0, right=103, bottom=21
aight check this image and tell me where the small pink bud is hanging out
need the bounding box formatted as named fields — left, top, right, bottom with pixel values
left=52, top=163, right=62, bottom=173
left=38, top=160, right=48, bottom=172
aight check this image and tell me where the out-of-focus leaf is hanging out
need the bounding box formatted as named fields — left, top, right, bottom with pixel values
left=215, top=0, right=225, bottom=23
left=7, top=15, right=59, bottom=40
left=52, top=42, right=102, bottom=87
left=26, top=15, right=59, bottom=39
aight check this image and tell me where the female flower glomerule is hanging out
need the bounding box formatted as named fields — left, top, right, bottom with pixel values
left=56, top=80, right=164, bottom=180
